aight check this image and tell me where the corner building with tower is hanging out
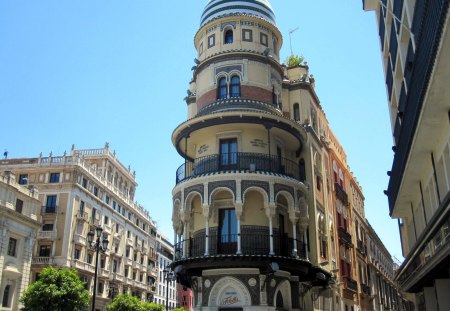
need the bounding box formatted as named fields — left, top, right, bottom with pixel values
left=171, top=1, right=333, bottom=310
left=170, top=1, right=405, bottom=310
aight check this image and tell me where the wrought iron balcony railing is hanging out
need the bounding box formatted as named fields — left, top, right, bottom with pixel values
left=176, top=152, right=301, bottom=184
left=344, top=276, right=358, bottom=292
left=41, top=205, right=57, bottom=215
left=339, top=227, right=352, bottom=246
left=335, top=183, right=349, bottom=206
left=175, top=232, right=307, bottom=260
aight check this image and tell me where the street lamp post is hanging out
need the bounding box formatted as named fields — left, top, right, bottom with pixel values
left=162, top=266, right=175, bottom=311
left=87, top=226, right=109, bottom=311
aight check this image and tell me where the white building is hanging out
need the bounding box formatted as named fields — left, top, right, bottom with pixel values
left=154, top=233, right=176, bottom=310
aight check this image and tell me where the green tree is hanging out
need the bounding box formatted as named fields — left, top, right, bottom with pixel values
left=20, top=267, right=90, bottom=311
left=285, top=54, right=304, bottom=67
left=107, top=294, right=143, bottom=311
left=142, top=302, right=164, bottom=311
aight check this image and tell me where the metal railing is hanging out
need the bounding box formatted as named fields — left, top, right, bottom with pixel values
left=175, top=231, right=307, bottom=260
left=41, top=205, right=57, bottom=215
left=176, top=152, right=301, bottom=184
left=344, top=276, right=358, bottom=292
left=335, top=183, right=349, bottom=206
left=339, top=227, right=352, bottom=246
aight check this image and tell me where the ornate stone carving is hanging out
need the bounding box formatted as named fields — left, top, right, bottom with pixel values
left=274, top=183, right=295, bottom=199
left=209, top=180, right=236, bottom=201
left=241, top=180, right=269, bottom=201
left=184, top=184, right=204, bottom=201
left=173, top=191, right=182, bottom=204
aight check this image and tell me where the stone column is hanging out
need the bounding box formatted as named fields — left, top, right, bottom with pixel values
left=266, top=204, right=276, bottom=255
left=269, top=217, right=274, bottom=255
left=292, top=223, right=298, bottom=257
left=235, top=202, right=243, bottom=255
left=182, top=224, right=188, bottom=258
left=202, top=204, right=210, bottom=256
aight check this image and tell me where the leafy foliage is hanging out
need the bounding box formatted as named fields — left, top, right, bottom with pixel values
left=285, top=54, right=305, bottom=67
left=107, top=294, right=164, bottom=311
left=173, top=308, right=190, bottom=311
left=142, top=302, right=165, bottom=311
left=20, top=267, right=90, bottom=311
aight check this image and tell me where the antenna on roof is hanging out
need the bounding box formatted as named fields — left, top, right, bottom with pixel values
left=289, top=27, right=299, bottom=55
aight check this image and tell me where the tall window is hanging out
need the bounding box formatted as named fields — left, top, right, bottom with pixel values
left=230, top=76, right=241, bottom=97
left=218, top=77, right=227, bottom=99
left=218, top=208, right=237, bottom=254
left=2, top=285, right=10, bottom=308
left=39, top=245, right=51, bottom=257
left=318, top=212, right=328, bottom=259
left=18, top=174, right=28, bottom=185
left=7, top=238, right=17, bottom=257
left=293, top=103, right=300, bottom=121
left=15, top=198, right=23, bottom=214
left=49, top=173, right=60, bottom=183
left=219, top=139, right=238, bottom=169
left=224, top=29, right=233, bottom=44
left=45, top=195, right=57, bottom=213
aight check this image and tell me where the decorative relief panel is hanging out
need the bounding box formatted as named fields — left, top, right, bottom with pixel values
left=221, top=21, right=237, bottom=31
left=184, top=184, right=204, bottom=201
left=241, top=180, right=269, bottom=201
left=215, top=65, right=243, bottom=77
left=274, top=184, right=295, bottom=199
left=203, top=275, right=259, bottom=307
left=173, top=191, right=182, bottom=204
left=209, top=180, right=236, bottom=200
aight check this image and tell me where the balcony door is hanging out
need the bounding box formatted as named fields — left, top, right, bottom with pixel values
left=218, top=208, right=237, bottom=254
left=220, top=139, right=238, bottom=170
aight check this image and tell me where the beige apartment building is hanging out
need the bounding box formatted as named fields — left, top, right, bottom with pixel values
left=0, top=171, right=41, bottom=310
left=363, top=0, right=450, bottom=310
left=0, top=145, right=159, bottom=310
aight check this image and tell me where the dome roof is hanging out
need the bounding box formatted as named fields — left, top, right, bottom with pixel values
left=200, top=0, right=276, bottom=27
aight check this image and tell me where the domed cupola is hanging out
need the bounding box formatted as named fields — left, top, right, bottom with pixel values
left=200, top=0, right=276, bottom=27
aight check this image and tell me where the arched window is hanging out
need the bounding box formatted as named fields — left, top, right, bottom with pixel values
left=293, top=103, right=300, bottom=121
left=217, top=77, right=227, bottom=99
left=229, top=76, right=241, bottom=97
left=224, top=29, right=233, bottom=44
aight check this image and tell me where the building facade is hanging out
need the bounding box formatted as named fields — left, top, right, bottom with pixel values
left=0, top=171, right=41, bottom=310
left=171, top=1, right=334, bottom=310
left=154, top=233, right=177, bottom=310
left=363, top=0, right=450, bottom=310
left=0, top=145, right=159, bottom=310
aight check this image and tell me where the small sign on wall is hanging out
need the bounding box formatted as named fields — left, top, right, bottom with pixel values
left=220, top=290, right=241, bottom=307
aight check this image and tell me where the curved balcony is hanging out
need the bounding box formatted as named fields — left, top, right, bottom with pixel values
left=176, top=152, right=302, bottom=184
left=197, top=98, right=282, bottom=116
left=174, top=231, right=306, bottom=260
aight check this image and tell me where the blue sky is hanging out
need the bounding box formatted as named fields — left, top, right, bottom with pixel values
left=0, top=1, right=402, bottom=261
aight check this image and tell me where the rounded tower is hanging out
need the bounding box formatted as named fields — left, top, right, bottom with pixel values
left=171, top=1, right=331, bottom=309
